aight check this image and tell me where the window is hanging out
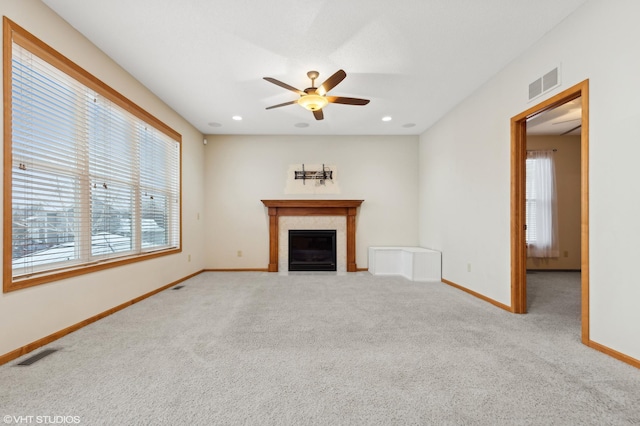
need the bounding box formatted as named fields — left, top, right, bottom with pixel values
left=525, top=150, right=559, bottom=258
left=525, top=158, right=537, bottom=244
left=4, top=18, right=181, bottom=291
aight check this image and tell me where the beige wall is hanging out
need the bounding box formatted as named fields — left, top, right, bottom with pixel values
left=419, top=0, right=640, bottom=360
left=0, top=1, right=206, bottom=358
left=526, top=135, right=581, bottom=270
left=0, top=2, right=417, bottom=360
left=203, top=135, right=420, bottom=269
left=4, top=0, right=639, bottom=367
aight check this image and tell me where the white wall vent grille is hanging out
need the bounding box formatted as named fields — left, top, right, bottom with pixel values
left=543, top=68, right=559, bottom=91
left=528, top=66, right=561, bottom=101
left=529, top=78, right=543, bottom=100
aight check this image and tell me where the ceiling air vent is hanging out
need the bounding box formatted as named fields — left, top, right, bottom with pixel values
left=528, top=66, right=561, bottom=101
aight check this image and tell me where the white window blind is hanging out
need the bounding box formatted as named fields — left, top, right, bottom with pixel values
left=525, top=150, right=559, bottom=258
left=9, top=38, right=180, bottom=284
left=525, top=158, right=537, bottom=243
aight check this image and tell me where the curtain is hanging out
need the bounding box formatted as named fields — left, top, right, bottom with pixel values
left=526, top=150, right=559, bottom=258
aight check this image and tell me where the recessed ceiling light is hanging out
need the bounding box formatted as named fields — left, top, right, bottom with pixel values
left=402, top=123, right=416, bottom=128
left=232, top=115, right=242, bottom=121
left=382, top=116, right=392, bottom=122
left=294, top=123, right=309, bottom=128
left=208, top=122, right=222, bottom=127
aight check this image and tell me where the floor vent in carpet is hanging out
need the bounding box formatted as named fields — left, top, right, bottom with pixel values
left=173, top=285, right=185, bottom=290
left=17, top=349, right=58, bottom=366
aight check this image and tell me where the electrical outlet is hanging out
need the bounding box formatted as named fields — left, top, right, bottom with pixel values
left=563, top=250, right=569, bottom=258
left=467, top=263, right=471, bottom=272
left=237, top=250, right=243, bottom=257
left=188, top=254, right=191, bottom=262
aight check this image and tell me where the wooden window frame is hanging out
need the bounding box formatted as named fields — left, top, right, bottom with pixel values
left=3, top=17, right=182, bottom=292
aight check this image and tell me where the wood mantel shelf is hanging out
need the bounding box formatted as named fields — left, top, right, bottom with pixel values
left=261, top=200, right=364, bottom=272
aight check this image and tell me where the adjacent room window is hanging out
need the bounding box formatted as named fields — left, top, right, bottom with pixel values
left=525, top=150, right=559, bottom=258
left=4, top=18, right=181, bottom=291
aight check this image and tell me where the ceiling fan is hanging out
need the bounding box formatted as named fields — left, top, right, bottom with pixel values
left=263, top=69, right=369, bottom=120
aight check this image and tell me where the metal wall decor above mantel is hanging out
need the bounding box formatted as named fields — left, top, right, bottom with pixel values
left=294, top=164, right=333, bottom=185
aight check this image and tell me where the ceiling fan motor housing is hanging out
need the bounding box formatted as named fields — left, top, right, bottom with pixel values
left=299, top=92, right=327, bottom=111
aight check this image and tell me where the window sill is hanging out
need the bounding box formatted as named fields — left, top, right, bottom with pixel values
left=4, top=247, right=181, bottom=293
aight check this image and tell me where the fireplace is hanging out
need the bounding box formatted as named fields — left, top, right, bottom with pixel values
left=288, top=230, right=337, bottom=271
left=261, top=200, right=364, bottom=272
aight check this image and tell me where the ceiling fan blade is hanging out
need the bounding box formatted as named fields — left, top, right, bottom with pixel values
left=326, top=96, right=370, bottom=106
left=263, top=77, right=305, bottom=95
left=266, top=100, right=298, bottom=110
left=317, top=69, right=346, bottom=96
left=313, top=109, right=324, bottom=120
left=560, top=124, right=581, bottom=136
left=552, top=117, right=581, bottom=125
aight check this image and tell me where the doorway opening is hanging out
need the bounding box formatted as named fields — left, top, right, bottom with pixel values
left=510, top=80, right=590, bottom=344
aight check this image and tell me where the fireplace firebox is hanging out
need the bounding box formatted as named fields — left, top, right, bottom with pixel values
left=288, top=230, right=337, bottom=271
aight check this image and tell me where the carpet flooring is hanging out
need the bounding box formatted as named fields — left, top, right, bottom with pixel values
left=1, top=271, right=639, bottom=425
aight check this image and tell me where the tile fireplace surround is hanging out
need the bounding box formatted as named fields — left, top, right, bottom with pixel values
left=261, top=200, right=364, bottom=272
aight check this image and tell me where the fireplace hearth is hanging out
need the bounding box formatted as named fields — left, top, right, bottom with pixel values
left=288, top=230, right=337, bottom=271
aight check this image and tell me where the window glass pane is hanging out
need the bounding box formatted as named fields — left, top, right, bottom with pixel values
left=12, top=168, right=79, bottom=271
left=87, top=95, right=135, bottom=184
left=140, top=127, right=172, bottom=189
left=525, top=158, right=536, bottom=243
left=91, top=182, right=134, bottom=256
left=141, top=192, right=168, bottom=248
left=12, top=54, right=82, bottom=174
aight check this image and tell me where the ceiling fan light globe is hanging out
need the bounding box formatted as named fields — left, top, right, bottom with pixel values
left=299, top=94, right=328, bottom=111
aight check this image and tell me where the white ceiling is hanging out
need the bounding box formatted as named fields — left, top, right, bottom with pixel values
left=527, top=98, right=582, bottom=136
left=42, top=0, right=588, bottom=136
